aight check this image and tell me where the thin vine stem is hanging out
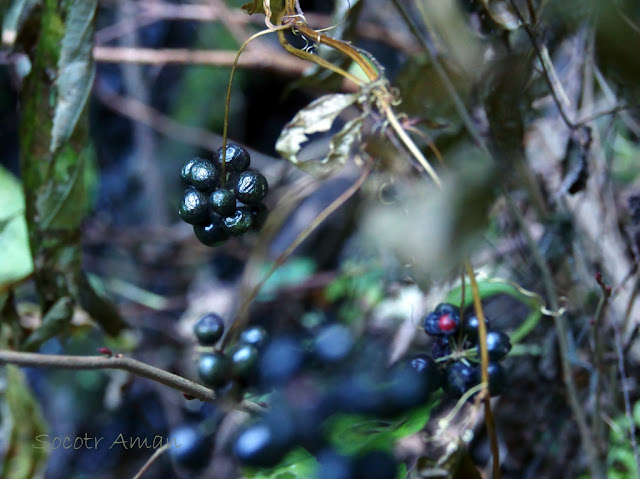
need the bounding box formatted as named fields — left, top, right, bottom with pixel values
left=131, top=443, right=170, bottom=479
left=465, top=260, right=501, bottom=479
left=221, top=26, right=291, bottom=185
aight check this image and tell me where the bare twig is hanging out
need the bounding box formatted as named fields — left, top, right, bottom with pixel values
left=93, top=46, right=311, bottom=74
left=131, top=443, right=170, bottom=479
left=465, top=261, right=501, bottom=479
left=592, top=273, right=612, bottom=454
left=0, top=350, right=216, bottom=402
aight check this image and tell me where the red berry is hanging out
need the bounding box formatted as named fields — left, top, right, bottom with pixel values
left=438, top=314, right=457, bottom=332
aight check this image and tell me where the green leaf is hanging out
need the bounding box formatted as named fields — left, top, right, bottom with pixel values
left=257, top=257, right=316, bottom=301
left=325, top=401, right=435, bottom=456
left=276, top=93, right=359, bottom=176
left=17, top=0, right=97, bottom=339
left=0, top=365, right=49, bottom=479
left=0, top=166, right=33, bottom=288
left=243, top=448, right=316, bottom=479
left=50, top=0, right=96, bottom=154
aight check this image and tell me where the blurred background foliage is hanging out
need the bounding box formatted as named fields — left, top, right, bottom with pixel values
left=0, top=0, right=640, bottom=478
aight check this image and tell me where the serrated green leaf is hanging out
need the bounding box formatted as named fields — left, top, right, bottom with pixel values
left=276, top=93, right=359, bottom=176
left=1, top=365, right=49, bottom=479
left=0, top=166, right=33, bottom=288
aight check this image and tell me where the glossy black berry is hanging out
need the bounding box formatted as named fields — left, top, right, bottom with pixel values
left=222, top=207, right=254, bottom=236
left=233, top=411, right=295, bottom=468
left=316, top=449, right=354, bottom=479
left=215, top=144, right=251, bottom=173
left=480, top=330, right=512, bottom=361
left=409, top=354, right=444, bottom=392
left=193, top=220, right=229, bottom=247
left=480, top=361, right=509, bottom=396
left=250, top=203, right=269, bottom=231
left=210, top=188, right=236, bottom=217
left=198, top=352, right=229, bottom=388
left=179, top=188, right=210, bottom=225
left=444, top=361, right=478, bottom=398
left=189, top=159, right=220, bottom=192
left=180, top=157, right=200, bottom=185
left=234, top=170, right=268, bottom=205
left=424, top=303, right=460, bottom=336
left=463, top=313, right=489, bottom=341
left=230, top=344, right=259, bottom=381
left=168, top=424, right=213, bottom=470
left=239, top=326, right=268, bottom=349
left=354, top=450, right=397, bottom=479
left=194, top=313, right=225, bottom=345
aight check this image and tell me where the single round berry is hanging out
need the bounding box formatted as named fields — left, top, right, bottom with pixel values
left=230, top=344, right=259, bottom=381
left=189, top=159, right=220, bottom=192
left=463, top=313, right=489, bottom=341
left=438, top=313, right=457, bottom=333
left=484, top=361, right=509, bottom=396
left=250, top=203, right=269, bottom=231
left=444, top=361, right=478, bottom=398
left=179, top=188, right=210, bottom=225
left=480, top=330, right=512, bottom=361
left=313, top=324, right=353, bottom=364
left=316, top=449, right=354, bottom=479
left=409, top=353, right=444, bottom=392
left=424, top=303, right=460, bottom=336
left=258, top=336, right=304, bottom=386
left=233, top=420, right=293, bottom=468
left=215, top=144, right=251, bottom=173
left=222, top=207, right=254, bottom=236
left=234, top=170, right=268, bottom=205
left=353, top=450, right=397, bottom=479
left=193, top=219, right=229, bottom=247
left=210, top=188, right=236, bottom=217
left=180, top=157, right=200, bottom=185
left=168, top=424, right=213, bottom=470
left=432, top=336, right=452, bottom=360
left=198, top=352, right=229, bottom=388
left=194, top=313, right=224, bottom=345
left=239, top=326, right=269, bottom=349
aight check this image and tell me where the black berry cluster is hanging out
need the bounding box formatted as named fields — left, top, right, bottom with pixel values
left=192, top=315, right=442, bottom=478
left=423, top=303, right=512, bottom=398
left=193, top=313, right=267, bottom=401
left=179, top=144, right=269, bottom=246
